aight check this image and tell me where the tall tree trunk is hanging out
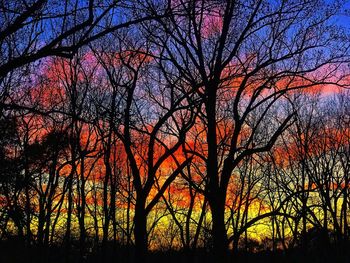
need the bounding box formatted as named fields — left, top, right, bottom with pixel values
left=134, top=195, right=147, bottom=261
left=110, top=178, right=117, bottom=247
left=209, top=194, right=228, bottom=263
left=65, top=174, right=73, bottom=253
left=24, top=169, right=31, bottom=247
left=102, top=162, right=111, bottom=248
left=78, top=157, right=86, bottom=260
left=206, top=83, right=228, bottom=262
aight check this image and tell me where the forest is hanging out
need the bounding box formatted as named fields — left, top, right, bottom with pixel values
left=1, top=1, right=350, bottom=263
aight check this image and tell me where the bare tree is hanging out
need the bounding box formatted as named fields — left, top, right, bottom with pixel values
left=146, top=0, right=349, bottom=260
left=94, top=31, right=198, bottom=259
left=0, top=0, right=169, bottom=79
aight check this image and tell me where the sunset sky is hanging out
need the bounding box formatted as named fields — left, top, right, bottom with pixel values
left=1, top=1, right=350, bottom=263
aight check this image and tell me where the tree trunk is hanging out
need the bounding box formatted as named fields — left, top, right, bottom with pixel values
left=205, top=84, right=228, bottom=262
left=134, top=196, right=147, bottom=261
left=78, top=158, right=86, bottom=260
left=209, top=195, right=228, bottom=263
